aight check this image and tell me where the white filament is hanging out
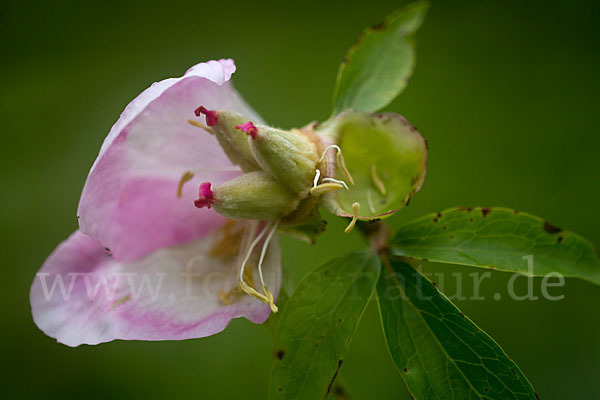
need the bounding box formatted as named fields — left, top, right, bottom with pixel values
left=239, top=224, right=269, bottom=284
left=257, top=221, right=279, bottom=288
left=322, top=177, right=349, bottom=190
left=318, top=144, right=343, bottom=163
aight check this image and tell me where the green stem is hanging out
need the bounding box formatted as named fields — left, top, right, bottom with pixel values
left=356, top=220, right=392, bottom=254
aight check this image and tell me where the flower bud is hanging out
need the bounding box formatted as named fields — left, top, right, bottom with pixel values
left=210, top=171, right=300, bottom=221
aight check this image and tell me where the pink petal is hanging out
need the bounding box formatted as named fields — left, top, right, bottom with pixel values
left=31, top=227, right=280, bottom=347
left=78, top=59, right=262, bottom=262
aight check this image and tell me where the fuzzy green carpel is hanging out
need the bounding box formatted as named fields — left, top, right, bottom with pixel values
left=213, top=171, right=299, bottom=221
left=250, top=127, right=319, bottom=197
left=212, top=110, right=261, bottom=172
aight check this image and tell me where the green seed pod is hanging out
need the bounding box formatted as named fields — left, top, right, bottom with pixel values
left=249, top=127, right=320, bottom=196
left=213, top=171, right=300, bottom=221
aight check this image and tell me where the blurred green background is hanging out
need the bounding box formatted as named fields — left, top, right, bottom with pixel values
left=2, top=0, right=599, bottom=398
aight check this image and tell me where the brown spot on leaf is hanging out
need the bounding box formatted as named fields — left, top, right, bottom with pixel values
left=510, top=367, right=516, bottom=375
left=433, top=218, right=439, bottom=223
left=449, top=235, right=455, bottom=240
left=544, top=221, right=562, bottom=234
left=442, top=225, right=447, bottom=230
left=371, top=21, right=386, bottom=31
left=458, top=207, right=473, bottom=212
left=484, top=387, right=489, bottom=393
left=351, top=33, right=364, bottom=48
left=333, top=385, right=346, bottom=397
left=437, top=212, right=442, bottom=219
left=403, top=367, right=408, bottom=373
left=469, top=218, right=474, bottom=222
left=324, top=359, right=344, bottom=400
left=481, top=208, right=492, bottom=218
left=276, top=349, right=285, bottom=360
left=557, top=236, right=563, bottom=244
left=422, top=258, right=429, bottom=262
left=460, top=312, right=465, bottom=317
left=513, top=209, right=520, bottom=215
left=535, top=393, right=540, bottom=400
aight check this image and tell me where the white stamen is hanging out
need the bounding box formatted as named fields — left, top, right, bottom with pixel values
left=317, top=144, right=355, bottom=187
left=239, top=224, right=269, bottom=284
left=257, top=221, right=279, bottom=288
left=322, top=177, right=349, bottom=190
left=313, top=169, right=321, bottom=188
left=318, top=144, right=343, bottom=163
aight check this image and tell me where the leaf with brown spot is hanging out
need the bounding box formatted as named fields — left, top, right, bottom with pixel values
left=544, top=221, right=562, bottom=234
left=332, top=1, right=429, bottom=113
left=269, top=252, right=380, bottom=399
left=324, top=359, right=344, bottom=400
left=377, top=258, right=538, bottom=399
left=391, top=207, right=600, bottom=285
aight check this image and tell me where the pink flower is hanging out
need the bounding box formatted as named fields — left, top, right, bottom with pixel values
left=30, top=59, right=281, bottom=346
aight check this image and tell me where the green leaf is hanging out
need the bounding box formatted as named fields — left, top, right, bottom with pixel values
left=377, top=257, right=538, bottom=399
left=391, top=207, right=600, bottom=285
left=317, top=111, right=427, bottom=220
left=269, top=251, right=381, bottom=400
left=332, top=0, right=429, bottom=114
left=264, top=284, right=290, bottom=338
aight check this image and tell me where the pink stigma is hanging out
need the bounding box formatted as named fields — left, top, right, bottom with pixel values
left=235, top=121, right=258, bottom=139
left=194, top=106, right=218, bottom=126
left=194, top=182, right=215, bottom=209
